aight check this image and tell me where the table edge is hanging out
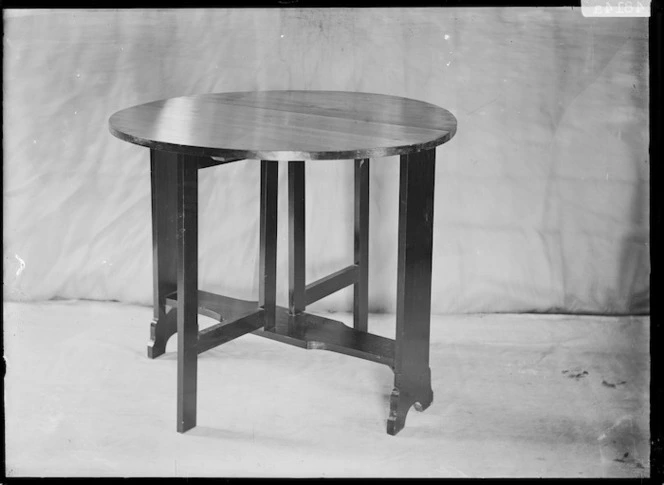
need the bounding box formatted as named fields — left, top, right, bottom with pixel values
left=108, top=122, right=457, bottom=160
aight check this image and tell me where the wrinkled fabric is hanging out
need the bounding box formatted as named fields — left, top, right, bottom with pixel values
left=3, top=8, right=649, bottom=314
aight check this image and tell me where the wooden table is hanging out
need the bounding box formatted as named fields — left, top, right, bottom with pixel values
left=109, top=90, right=457, bottom=436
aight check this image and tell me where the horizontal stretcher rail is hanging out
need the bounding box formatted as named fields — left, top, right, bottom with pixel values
left=197, top=309, right=265, bottom=354
left=165, top=290, right=394, bottom=367
left=305, top=265, right=358, bottom=306
left=165, top=290, right=257, bottom=323
left=256, top=307, right=395, bottom=368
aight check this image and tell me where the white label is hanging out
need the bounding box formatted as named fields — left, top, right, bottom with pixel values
left=581, top=0, right=651, bottom=17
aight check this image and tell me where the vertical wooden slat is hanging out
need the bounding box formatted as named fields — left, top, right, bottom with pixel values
left=354, top=158, right=370, bottom=332
left=289, top=161, right=306, bottom=314
left=148, top=150, right=178, bottom=358
left=176, top=155, right=199, bottom=433
left=259, top=160, right=278, bottom=330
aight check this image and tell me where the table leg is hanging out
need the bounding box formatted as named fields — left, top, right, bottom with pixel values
left=176, top=155, right=199, bottom=433
left=148, top=150, right=178, bottom=359
left=354, top=159, right=369, bottom=332
left=388, top=148, right=436, bottom=436
left=259, top=161, right=278, bottom=330
left=289, top=161, right=306, bottom=315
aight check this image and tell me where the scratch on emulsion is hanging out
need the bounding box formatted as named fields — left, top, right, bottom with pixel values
left=15, top=254, right=26, bottom=276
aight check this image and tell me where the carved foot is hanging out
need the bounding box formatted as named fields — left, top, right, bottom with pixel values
left=147, top=308, right=177, bottom=358
left=387, top=367, right=433, bottom=435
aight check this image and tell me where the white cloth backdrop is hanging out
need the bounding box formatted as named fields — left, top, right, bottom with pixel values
left=3, top=8, right=649, bottom=314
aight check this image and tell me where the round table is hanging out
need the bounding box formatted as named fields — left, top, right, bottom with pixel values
left=109, top=90, right=457, bottom=436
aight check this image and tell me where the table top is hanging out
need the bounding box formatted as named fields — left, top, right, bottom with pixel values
left=108, top=90, right=457, bottom=161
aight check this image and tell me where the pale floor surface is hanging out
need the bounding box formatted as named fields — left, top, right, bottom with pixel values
left=4, top=301, right=650, bottom=478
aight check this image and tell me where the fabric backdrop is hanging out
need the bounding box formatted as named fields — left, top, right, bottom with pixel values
left=3, top=8, right=649, bottom=315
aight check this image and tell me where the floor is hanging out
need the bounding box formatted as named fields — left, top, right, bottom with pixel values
left=4, top=300, right=650, bottom=478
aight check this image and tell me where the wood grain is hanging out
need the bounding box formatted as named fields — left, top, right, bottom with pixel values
left=108, top=91, right=457, bottom=160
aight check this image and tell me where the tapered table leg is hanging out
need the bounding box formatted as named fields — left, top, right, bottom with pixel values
left=387, top=148, right=436, bottom=436
left=259, top=161, right=278, bottom=330
left=289, top=161, right=306, bottom=315
left=354, top=159, right=370, bottom=332
left=148, top=150, right=178, bottom=359
left=176, top=155, right=199, bottom=433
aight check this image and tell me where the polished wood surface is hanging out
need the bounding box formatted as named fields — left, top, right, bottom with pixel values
left=288, top=161, right=306, bottom=313
left=124, top=92, right=453, bottom=436
left=108, top=91, right=457, bottom=160
left=165, top=290, right=395, bottom=367
left=388, top=148, right=437, bottom=436
left=147, top=150, right=178, bottom=359
left=305, top=265, right=357, bottom=306
left=197, top=309, right=265, bottom=355
left=353, top=158, right=369, bottom=332
left=175, top=154, right=200, bottom=433
left=259, top=160, right=278, bottom=331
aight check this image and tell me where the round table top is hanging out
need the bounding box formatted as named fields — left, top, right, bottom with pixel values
left=108, top=90, right=457, bottom=161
